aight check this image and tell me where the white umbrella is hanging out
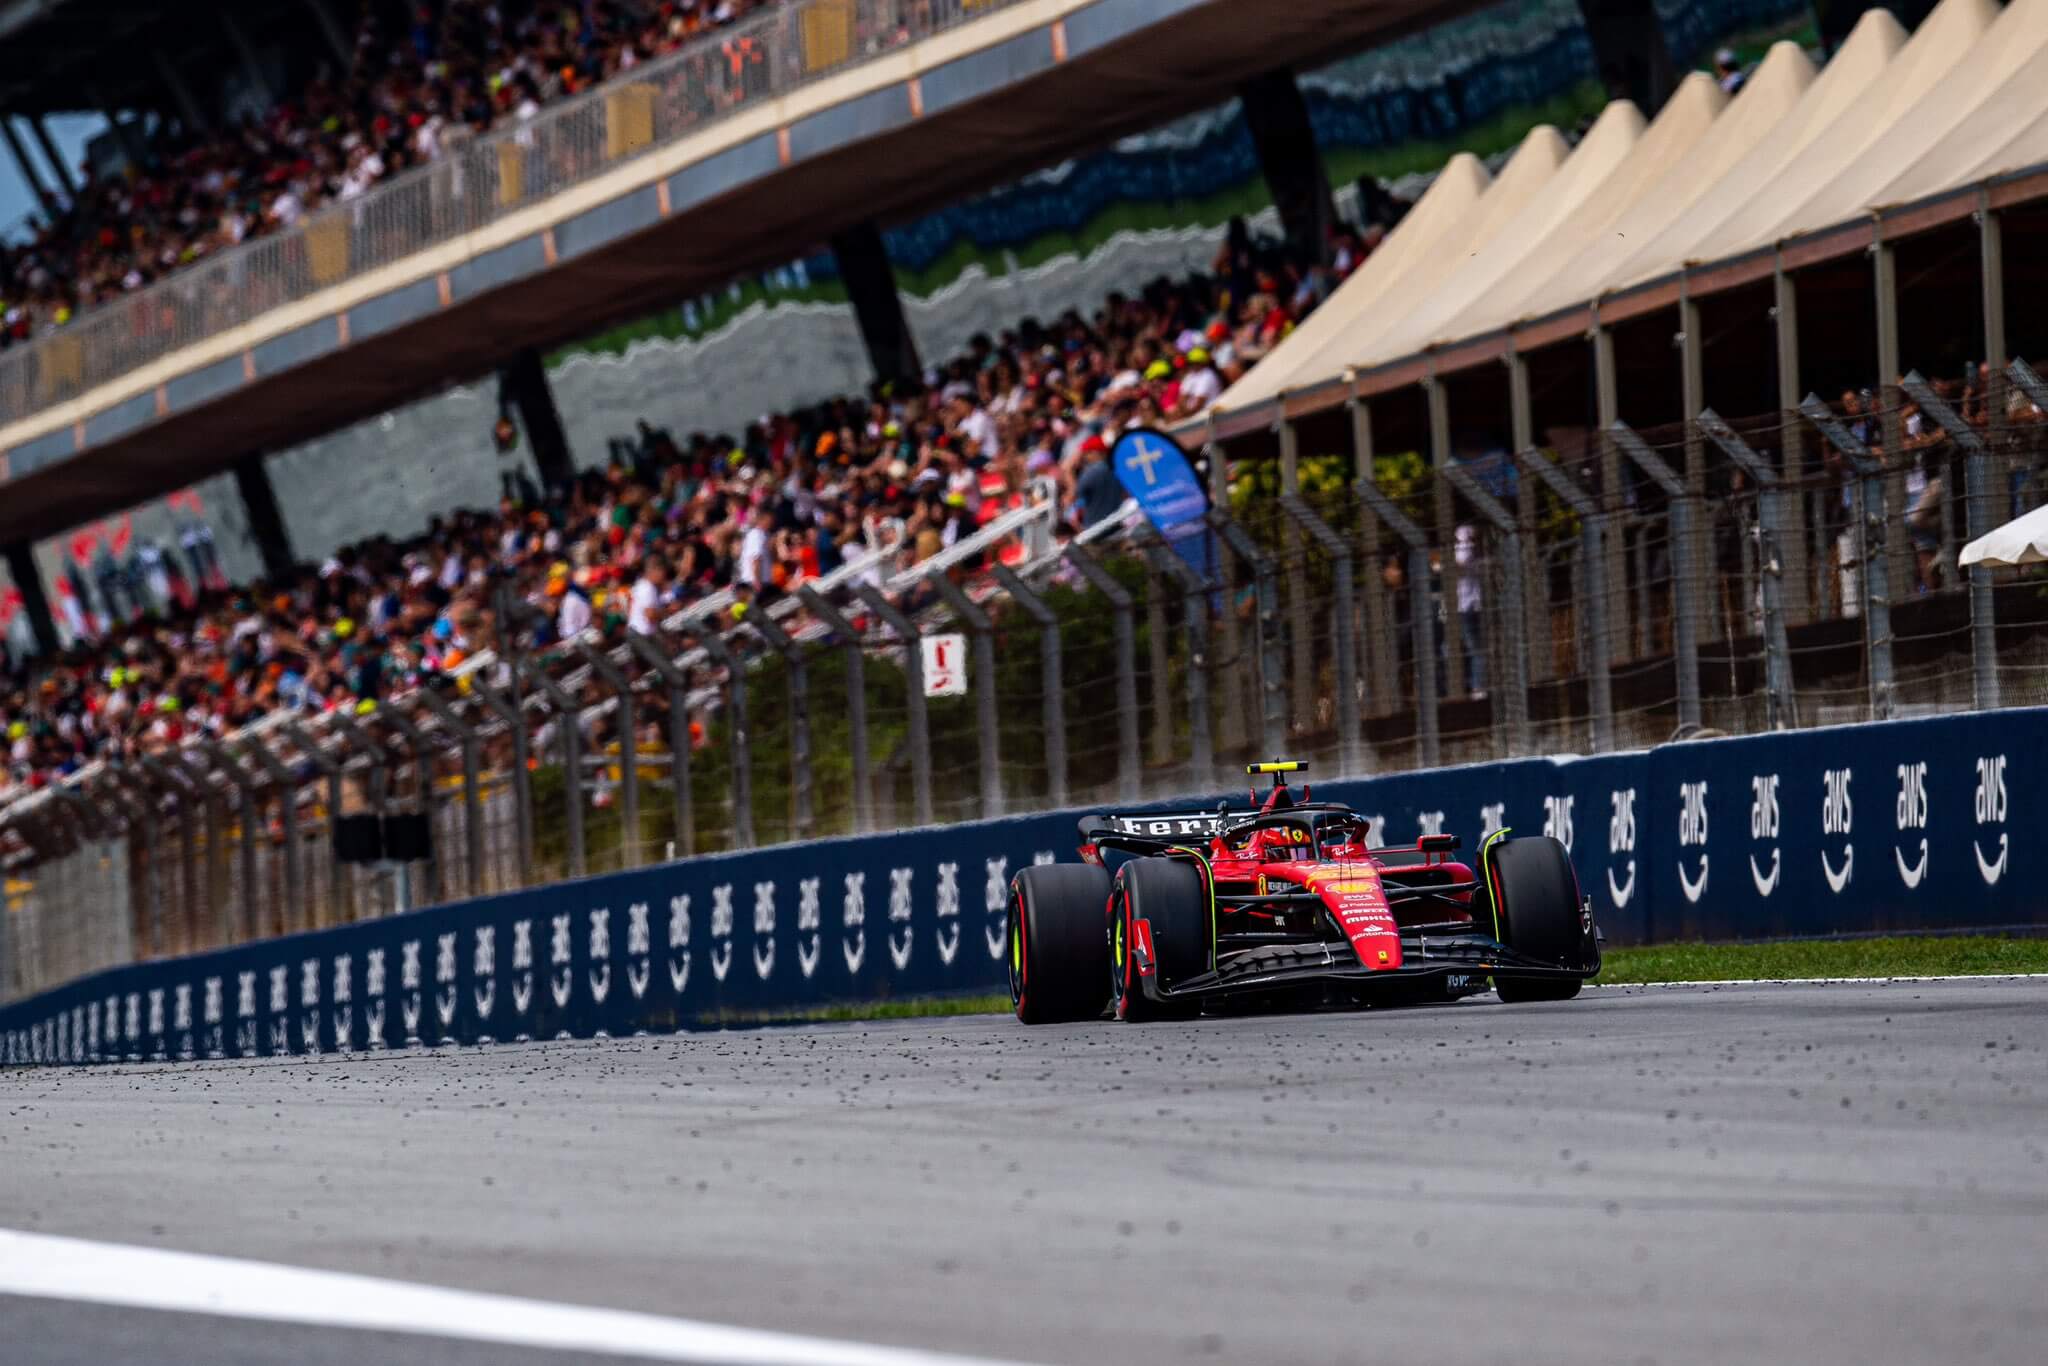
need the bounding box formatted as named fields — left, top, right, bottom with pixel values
left=1959, top=502, right=2048, bottom=569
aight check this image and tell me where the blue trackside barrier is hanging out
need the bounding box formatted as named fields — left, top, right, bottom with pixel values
left=4, top=710, right=2043, bottom=1064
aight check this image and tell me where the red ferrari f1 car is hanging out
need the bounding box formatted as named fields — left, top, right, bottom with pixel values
left=1007, top=762, right=1601, bottom=1023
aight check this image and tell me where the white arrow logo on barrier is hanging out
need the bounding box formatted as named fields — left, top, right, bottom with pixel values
left=1822, top=845, right=1854, bottom=894
left=1749, top=849, right=1780, bottom=897
left=1974, top=833, right=2008, bottom=886
left=1677, top=855, right=1709, bottom=904
left=1606, top=860, right=1636, bottom=907
left=1895, top=839, right=1928, bottom=890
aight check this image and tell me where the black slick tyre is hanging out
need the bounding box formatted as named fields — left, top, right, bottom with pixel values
left=1010, top=864, right=1113, bottom=1024
left=1479, top=835, right=1590, bottom=1003
left=1111, top=857, right=1208, bottom=1022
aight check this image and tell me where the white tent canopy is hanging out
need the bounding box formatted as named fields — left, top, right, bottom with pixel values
left=1199, top=0, right=2048, bottom=432
left=1960, top=503, right=2048, bottom=567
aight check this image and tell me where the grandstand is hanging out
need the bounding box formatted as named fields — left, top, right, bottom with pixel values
left=6, top=0, right=2048, bottom=1006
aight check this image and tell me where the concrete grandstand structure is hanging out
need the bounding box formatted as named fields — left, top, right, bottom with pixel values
left=0, top=0, right=1506, bottom=570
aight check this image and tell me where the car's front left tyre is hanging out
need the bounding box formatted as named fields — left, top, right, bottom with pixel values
left=1010, top=864, right=1113, bottom=1024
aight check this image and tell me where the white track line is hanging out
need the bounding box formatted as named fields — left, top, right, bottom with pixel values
left=0, top=1228, right=1033, bottom=1366
left=1585, top=973, right=2048, bottom=988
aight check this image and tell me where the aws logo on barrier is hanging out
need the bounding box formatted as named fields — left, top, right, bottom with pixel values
left=1677, top=781, right=1709, bottom=903
left=1895, top=762, right=1929, bottom=890
left=1821, top=768, right=1854, bottom=894
left=1750, top=774, right=1780, bottom=897
left=1974, top=754, right=2008, bottom=886
left=1607, top=787, right=1637, bottom=908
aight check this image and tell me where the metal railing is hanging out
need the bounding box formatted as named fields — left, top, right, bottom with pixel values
left=8, top=364, right=2048, bottom=1004
left=0, top=0, right=1031, bottom=429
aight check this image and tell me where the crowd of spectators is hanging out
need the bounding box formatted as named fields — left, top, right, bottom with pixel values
left=3, top=0, right=788, bottom=351
left=2, top=218, right=1361, bottom=796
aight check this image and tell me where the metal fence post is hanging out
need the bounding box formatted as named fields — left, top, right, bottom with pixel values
left=200, top=742, right=268, bottom=940
left=744, top=610, right=814, bottom=841
left=519, top=661, right=587, bottom=877
left=1899, top=373, right=2000, bottom=710
left=992, top=564, right=1066, bottom=808
left=283, top=720, right=349, bottom=924
left=1799, top=395, right=1895, bottom=720
left=1438, top=461, right=1530, bottom=756
left=1610, top=422, right=1702, bottom=734
left=797, top=586, right=870, bottom=834
left=468, top=679, right=535, bottom=884
left=1505, top=347, right=1550, bottom=683
left=1142, top=559, right=1175, bottom=768
left=1353, top=479, right=1437, bottom=767
left=1062, top=545, right=1140, bottom=802
left=626, top=632, right=697, bottom=855
left=416, top=691, right=486, bottom=896
left=852, top=584, right=933, bottom=828
left=1281, top=493, right=1359, bottom=775
left=1772, top=262, right=1813, bottom=624
left=375, top=705, right=446, bottom=902
left=178, top=751, right=245, bottom=951
left=1144, top=541, right=1214, bottom=787
left=1517, top=449, right=1614, bottom=752
left=1698, top=411, right=1797, bottom=730
left=576, top=641, right=642, bottom=866
left=929, top=572, right=1002, bottom=820
left=1873, top=229, right=1916, bottom=605
left=238, top=733, right=305, bottom=932
left=96, top=772, right=158, bottom=965
left=1208, top=511, right=1286, bottom=759
left=693, top=628, right=755, bottom=848
left=141, top=756, right=210, bottom=953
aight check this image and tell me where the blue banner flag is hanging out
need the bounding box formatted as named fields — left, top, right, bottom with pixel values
left=1111, top=427, right=1213, bottom=582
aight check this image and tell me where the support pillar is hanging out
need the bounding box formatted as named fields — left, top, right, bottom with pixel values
left=86, top=87, right=148, bottom=167
left=1593, top=322, right=1627, bottom=667
left=1980, top=194, right=2008, bottom=479
left=152, top=53, right=209, bottom=134
left=1772, top=263, right=1812, bottom=623
left=1872, top=231, right=1914, bottom=603
left=830, top=220, right=920, bottom=390
left=232, top=452, right=296, bottom=582
left=1577, top=0, right=1676, bottom=115
left=1238, top=68, right=1335, bottom=267
left=218, top=9, right=274, bottom=107
left=1506, top=348, right=1549, bottom=682
left=301, top=0, right=355, bottom=68
left=0, top=120, right=62, bottom=219
left=4, top=542, right=59, bottom=658
left=1349, top=388, right=1395, bottom=718
left=1425, top=373, right=1465, bottom=700
left=28, top=118, right=76, bottom=201
left=1275, top=420, right=1313, bottom=735
left=503, top=347, right=576, bottom=491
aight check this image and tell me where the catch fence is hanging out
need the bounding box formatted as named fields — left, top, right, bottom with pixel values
left=5, top=368, right=2048, bottom=1002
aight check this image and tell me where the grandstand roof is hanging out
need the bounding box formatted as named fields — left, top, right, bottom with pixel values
left=0, top=0, right=320, bottom=117
left=1201, top=0, right=2048, bottom=437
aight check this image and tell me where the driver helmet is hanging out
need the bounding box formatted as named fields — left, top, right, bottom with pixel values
left=1249, top=824, right=1314, bottom=861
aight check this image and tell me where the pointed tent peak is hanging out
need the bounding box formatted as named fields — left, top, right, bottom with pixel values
left=1743, top=37, right=1820, bottom=95
left=1888, top=0, right=2005, bottom=74
left=1840, top=2, right=1911, bottom=53
left=1492, top=122, right=1572, bottom=191
left=1574, top=98, right=1650, bottom=155
left=1428, top=150, right=1492, bottom=201
left=1655, top=70, right=1729, bottom=126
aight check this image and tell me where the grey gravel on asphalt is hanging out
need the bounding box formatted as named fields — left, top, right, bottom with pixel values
left=3, top=978, right=2046, bottom=1366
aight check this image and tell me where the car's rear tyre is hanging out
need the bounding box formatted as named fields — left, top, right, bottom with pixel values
left=1010, top=864, right=1113, bottom=1024
left=1111, top=857, right=1208, bottom=1022
left=1479, top=835, right=1590, bottom=1004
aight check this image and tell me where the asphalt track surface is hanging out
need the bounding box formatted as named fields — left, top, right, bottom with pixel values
left=4, top=978, right=2047, bottom=1366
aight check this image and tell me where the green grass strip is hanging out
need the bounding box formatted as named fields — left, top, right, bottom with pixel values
left=1592, top=935, right=2048, bottom=985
